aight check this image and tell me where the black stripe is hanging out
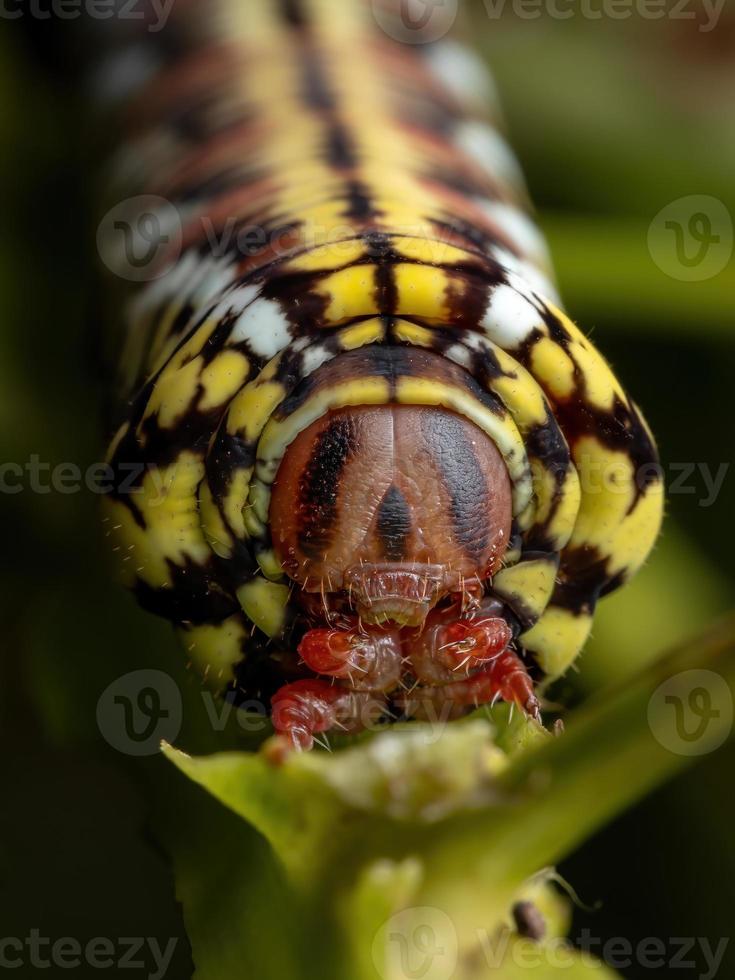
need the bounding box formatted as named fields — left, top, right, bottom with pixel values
left=301, top=50, right=336, bottom=111
left=134, top=557, right=239, bottom=625
left=297, top=415, right=358, bottom=559
left=420, top=411, right=490, bottom=564
left=375, top=484, right=412, bottom=561
left=280, top=0, right=307, bottom=28
left=344, top=180, right=379, bottom=221
left=374, top=237, right=400, bottom=317
left=326, top=122, right=358, bottom=169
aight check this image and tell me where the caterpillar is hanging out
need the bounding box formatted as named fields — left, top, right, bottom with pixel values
left=98, top=0, right=664, bottom=750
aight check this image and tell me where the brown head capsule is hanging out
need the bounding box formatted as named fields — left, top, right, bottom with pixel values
left=270, top=403, right=513, bottom=627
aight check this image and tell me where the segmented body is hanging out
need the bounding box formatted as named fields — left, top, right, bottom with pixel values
left=100, top=0, right=664, bottom=721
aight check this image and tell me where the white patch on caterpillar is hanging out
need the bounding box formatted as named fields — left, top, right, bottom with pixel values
left=127, top=250, right=240, bottom=345
left=424, top=40, right=498, bottom=110
left=229, top=297, right=291, bottom=357
left=182, top=254, right=240, bottom=313
left=454, top=122, right=525, bottom=189
left=481, top=283, right=541, bottom=349
left=443, top=343, right=472, bottom=368
left=491, top=247, right=560, bottom=306
left=300, top=345, right=334, bottom=376
left=129, top=249, right=200, bottom=322
left=473, top=200, right=551, bottom=266
left=505, top=270, right=546, bottom=309
left=212, top=283, right=259, bottom=322
left=461, top=331, right=488, bottom=353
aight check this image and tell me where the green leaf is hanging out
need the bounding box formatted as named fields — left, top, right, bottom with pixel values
left=162, top=718, right=528, bottom=884
left=162, top=616, right=735, bottom=975
left=162, top=739, right=349, bottom=887
left=153, top=768, right=305, bottom=980
left=415, top=616, right=735, bottom=931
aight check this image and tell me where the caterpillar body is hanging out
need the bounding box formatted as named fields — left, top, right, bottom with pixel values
left=99, top=0, right=664, bottom=749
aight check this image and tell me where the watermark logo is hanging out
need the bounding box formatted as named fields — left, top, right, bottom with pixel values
left=97, top=669, right=182, bottom=756
left=648, top=196, right=733, bottom=282
left=373, top=906, right=458, bottom=980
left=371, top=0, right=458, bottom=44
left=97, top=194, right=182, bottom=282
left=648, top=669, right=733, bottom=757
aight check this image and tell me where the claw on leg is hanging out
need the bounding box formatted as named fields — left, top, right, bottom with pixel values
left=270, top=679, right=347, bottom=751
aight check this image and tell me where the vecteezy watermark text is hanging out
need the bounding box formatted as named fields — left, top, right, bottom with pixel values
left=2, top=456, right=729, bottom=508
left=98, top=663, right=734, bottom=758
left=0, top=456, right=144, bottom=497
left=0, top=931, right=178, bottom=978
left=481, top=928, right=729, bottom=978
left=480, top=0, right=725, bottom=32
left=98, top=194, right=735, bottom=285
left=370, top=0, right=726, bottom=41
left=374, top=906, right=730, bottom=980
left=96, top=668, right=462, bottom=755
left=0, top=0, right=174, bottom=31
left=96, top=198, right=480, bottom=283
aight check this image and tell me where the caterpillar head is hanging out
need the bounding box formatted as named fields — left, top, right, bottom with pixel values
left=270, top=403, right=512, bottom=627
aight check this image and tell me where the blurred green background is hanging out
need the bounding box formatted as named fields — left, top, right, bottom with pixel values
left=1, top=3, right=734, bottom=977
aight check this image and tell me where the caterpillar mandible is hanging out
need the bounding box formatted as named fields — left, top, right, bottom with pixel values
left=98, top=0, right=664, bottom=750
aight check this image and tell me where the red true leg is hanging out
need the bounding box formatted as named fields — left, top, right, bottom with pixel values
left=270, top=678, right=388, bottom=750
left=438, top=648, right=541, bottom=720
left=298, top=629, right=357, bottom=677
left=405, top=604, right=514, bottom=686
left=271, top=679, right=348, bottom=750
left=277, top=627, right=401, bottom=749
left=435, top=617, right=513, bottom=671
left=298, top=626, right=403, bottom=691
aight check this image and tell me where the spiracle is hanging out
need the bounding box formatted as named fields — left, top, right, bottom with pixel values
left=98, top=0, right=664, bottom=748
